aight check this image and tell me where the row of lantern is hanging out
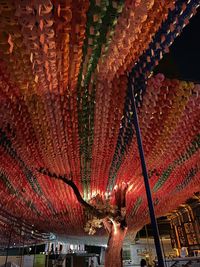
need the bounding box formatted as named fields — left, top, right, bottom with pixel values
left=0, top=150, right=86, bottom=234
left=89, top=76, right=127, bottom=194
left=122, top=76, right=199, bottom=185
left=0, top=0, right=89, bottom=93
left=121, top=77, right=200, bottom=231
left=79, top=0, right=124, bottom=87
left=1, top=71, right=199, bottom=234
left=11, top=0, right=87, bottom=178
left=0, top=143, right=60, bottom=224
left=130, top=0, right=199, bottom=81
left=0, top=0, right=176, bottom=92
left=77, top=0, right=124, bottom=197
left=0, top=57, right=82, bottom=180
left=128, top=169, right=200, bottom=231
left=97, top=0, right=175, bottom=82
left=107, top=0, right=200, bottom=191
left=0, top=0, right=88, bottom=200
left=78, top=0, right=175, bottom=99
left=0, top=92, right=86, bottom=233
left=2, top=70, right=198, bottom=234
left=70, top=0, right=178, bottom=197
left=0, top=0, right=199, bottom=234
left=0, top=0, right=197, bottom=198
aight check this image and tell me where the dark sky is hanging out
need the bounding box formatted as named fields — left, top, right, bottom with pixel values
left=154, top=9, right=200, bottom=82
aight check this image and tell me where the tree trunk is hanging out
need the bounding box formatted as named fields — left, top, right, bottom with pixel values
left=104, top=221, right=127, bottom=267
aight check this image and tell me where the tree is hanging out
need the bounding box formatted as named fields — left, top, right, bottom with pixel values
left=38, top=168, right=129, bottom=267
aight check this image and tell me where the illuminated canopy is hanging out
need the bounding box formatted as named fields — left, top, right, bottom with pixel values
left=0, top=0, right=199, bottom=244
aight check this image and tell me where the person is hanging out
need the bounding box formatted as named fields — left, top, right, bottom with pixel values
left=141, top=259, right=147, bottom=267
left=90, top=259, right=94, bottom=267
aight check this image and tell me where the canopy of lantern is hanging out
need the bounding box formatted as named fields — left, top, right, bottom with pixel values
left=0, top=1, right=199, bottom=241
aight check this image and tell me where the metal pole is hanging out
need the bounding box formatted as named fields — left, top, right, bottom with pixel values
left=46, top=252, right=49, bottom=267
left=131, top=84, right=165, bottom=267
left=145, top=225, right=150, bottom=250
left=160, top=237, right=167, bottom=267
left=20, top=235, right=25, bottom=267
left=5, top=228, right=12, bottom=267
left=33, top=242, right=37, bottom=267
left=145, top=225, right=152, bottom=265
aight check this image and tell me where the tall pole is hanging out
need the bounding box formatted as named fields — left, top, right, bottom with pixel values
left=5, top=228, right=12, bottom=267
left=160, top=237, right=167, bottom=267
left=33, top=242, right=37, bottom=267
left=20, top=233, right=25, bottom=267
left=46, top=251, right=49, bottom=267
left=131, top=82, right=165, bottom=267
left=145, top=225, right=152, bottom=265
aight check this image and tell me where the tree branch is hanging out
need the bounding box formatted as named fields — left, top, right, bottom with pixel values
left=103, top=218, right=112, bottom=234
left=114, top=183, right=128, bottom=228
left=37, top=168, right=112, bottom=219
left=121, top=183, right=128, bottom=209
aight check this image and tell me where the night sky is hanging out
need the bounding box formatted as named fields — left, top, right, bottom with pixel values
left=155, top=8, right=200, bottom=82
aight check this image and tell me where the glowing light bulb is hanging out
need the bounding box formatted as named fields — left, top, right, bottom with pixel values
left=114, top=185, right=118, bottom=190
